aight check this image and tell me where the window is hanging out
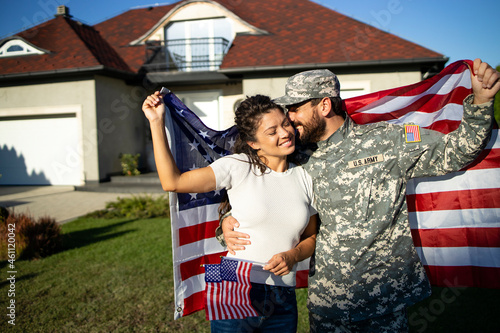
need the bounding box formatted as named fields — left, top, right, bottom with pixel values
left=165, top=18, right=233, bottom=71
left=0, top=39, right=45, bottom=58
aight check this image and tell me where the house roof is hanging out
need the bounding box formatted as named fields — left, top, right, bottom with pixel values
left=96, top=0, right=445, bottom=73
left=94, top=4, right=177, bottom=73
left=0, top=0, right=446, bottom=79
left=0, top=14, right=132, bottom=78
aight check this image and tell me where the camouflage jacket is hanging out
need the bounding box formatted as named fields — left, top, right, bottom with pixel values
left=300, top=94, right=494, bottom=321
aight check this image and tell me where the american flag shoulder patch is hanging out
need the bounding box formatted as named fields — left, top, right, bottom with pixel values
left=405, top=124, right=421, bottom=143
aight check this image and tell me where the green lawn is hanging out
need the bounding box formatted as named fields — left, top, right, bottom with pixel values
left=1, top=216, right=499, bottom=332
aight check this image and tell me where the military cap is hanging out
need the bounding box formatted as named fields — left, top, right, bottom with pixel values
left=274, top=69, right=340, bottom=106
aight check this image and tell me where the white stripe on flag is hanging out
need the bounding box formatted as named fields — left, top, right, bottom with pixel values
left=385, top=104, right=463, bottom=127
left=407, top=168, right=500, bottom=195
left=415, top=246, right=500, bottom=267
left=355, top=71, right=471, bottom=114
left=409, top=208, right=500, bottom=229
left=181, top=273, right=205, bottom=300
left=175, top=203, right=220, bottom=228
left=175, top=238, right=224, bottom=264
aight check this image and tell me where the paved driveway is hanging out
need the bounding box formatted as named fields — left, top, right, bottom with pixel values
left=0, top=186, right=163, bottom=224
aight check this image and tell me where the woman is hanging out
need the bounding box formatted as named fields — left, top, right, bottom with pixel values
left=142, top=92, right=317, bottom=332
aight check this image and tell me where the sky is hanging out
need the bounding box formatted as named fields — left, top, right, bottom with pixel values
left=0, top=0, right=499, bottom=67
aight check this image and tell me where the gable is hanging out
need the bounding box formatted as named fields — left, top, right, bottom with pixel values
left=0, top=38, right=48, bottom=58
left=130, top=0, right=267, bottom=45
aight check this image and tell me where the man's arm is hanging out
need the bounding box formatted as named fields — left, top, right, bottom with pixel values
left=408, top=59, right=499, bottom=179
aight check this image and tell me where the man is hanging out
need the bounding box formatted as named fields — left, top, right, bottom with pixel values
left=219, top=59, right=499, bottom=332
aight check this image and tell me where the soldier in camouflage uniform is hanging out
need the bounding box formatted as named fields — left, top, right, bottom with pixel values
left=219, top=59, right=499, bottom=332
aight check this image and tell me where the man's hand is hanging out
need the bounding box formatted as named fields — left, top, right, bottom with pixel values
left=471, top=58, right=500, bottom=105
left=222, top=216, right=250, bottom=255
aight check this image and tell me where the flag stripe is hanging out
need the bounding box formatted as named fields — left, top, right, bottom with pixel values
left=415, top=246, right=500, bottom=267
left=407, top=187, right=500, bottom=212
left=347, top=65, right=471, bottom=116
left=205, top=259, right=258, bottom=320
left=180, top=252, right=226, bottom=281
left=176, top=238, right=226, bottom=264
left=351, top=89, right=469, bottom=126
left=463, top=148, right=500, bottom=171
left=407, top=168, right=500, bottom=195
left=175, top=203, right=220, bottom=228
left=184, top=291, right=205, bottom=317
left=411, top=227, right=500, bottom=248
left=409, top=208, right=500, bottom=229
left=424, top=266, right=500, bottom=288
left=178, top=220, right=220, bottom=246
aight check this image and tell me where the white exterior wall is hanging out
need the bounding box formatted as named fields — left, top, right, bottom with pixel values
left=94, top=76, right=148, bottom=179
left=0, top=80, right=97, bottom=184
left=243, top=71, right=422, bottom=100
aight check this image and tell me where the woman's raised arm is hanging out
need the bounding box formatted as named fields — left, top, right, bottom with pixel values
left=142, top=91, right=216, bottom=193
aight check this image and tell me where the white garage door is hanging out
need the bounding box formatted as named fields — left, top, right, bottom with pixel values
left=0, top=113, right=83, bottom=185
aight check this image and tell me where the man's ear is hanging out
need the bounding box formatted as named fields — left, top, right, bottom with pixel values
left=320, top=97, right=333, bottom=117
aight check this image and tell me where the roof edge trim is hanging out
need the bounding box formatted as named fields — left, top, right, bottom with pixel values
left=219, top=57, right=450, bottom=74
left=0, top=65, right=137, bottom=80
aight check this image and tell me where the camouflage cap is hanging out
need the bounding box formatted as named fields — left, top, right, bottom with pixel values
left=273, top=69, right=340, bottom=106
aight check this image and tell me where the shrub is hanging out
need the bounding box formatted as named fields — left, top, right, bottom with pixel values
left=85, top=195, right=170, bottom=219
left=120, top=153, right=141, bottom=176
left=0, top=210, right=62, bottom=261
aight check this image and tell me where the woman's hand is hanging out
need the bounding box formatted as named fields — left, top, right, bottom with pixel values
left=142, top=91, right=165, bottom=123
left=263, top=249, right=299, bottom=276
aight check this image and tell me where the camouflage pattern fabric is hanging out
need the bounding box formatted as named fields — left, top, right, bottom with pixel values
left=309, top=308, right=408, bottom=332
left=298, top=94, right=494, bottom=321
left=273, top=69, right=340, bottom=106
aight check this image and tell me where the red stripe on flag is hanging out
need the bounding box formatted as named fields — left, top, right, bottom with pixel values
left=296, top=269, right=309, bottom=288
left=350, top=88, right=470, bottom=125
left=178, top=220, right=220, bottom=246
left=424, top=265, right=500, bottom=288
left=424, top=119, right=460, bottom=134
left=411, top=228, right=500, bottom=248
left=180, top=252, right=227, bottom=281
left=462, top=148, right=500, bottom=171
left=183, top=291, right=205, bottom=317
left=407, top=187, right=500, bottom=212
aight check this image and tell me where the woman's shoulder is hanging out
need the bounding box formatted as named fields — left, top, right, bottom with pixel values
left=210, top=153, right=250, bottom=168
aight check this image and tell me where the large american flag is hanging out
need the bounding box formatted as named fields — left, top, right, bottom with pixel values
left=163, top=60, right=500, bottom=319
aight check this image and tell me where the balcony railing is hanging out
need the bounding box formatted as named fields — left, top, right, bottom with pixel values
left=143, top=37, right=230, bottom=72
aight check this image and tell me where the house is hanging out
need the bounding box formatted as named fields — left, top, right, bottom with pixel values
left=0, top=0, right=447, bottom=186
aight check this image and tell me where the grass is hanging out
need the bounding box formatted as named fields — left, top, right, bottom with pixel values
left=1, top=216, right=499, bottom=332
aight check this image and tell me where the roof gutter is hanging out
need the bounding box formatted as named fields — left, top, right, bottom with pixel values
left=218, top=57, right=449, bottom=74
left=0, top=65, right=137, bottom=81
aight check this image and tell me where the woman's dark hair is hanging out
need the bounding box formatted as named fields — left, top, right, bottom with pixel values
left=218, top=94, right=285, bottom=218
left=233, top=94, right=285, bottom=173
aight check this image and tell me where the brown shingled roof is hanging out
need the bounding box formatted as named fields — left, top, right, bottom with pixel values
left=0, top=0, right=444, bottom=77
left=94, top=4, right=176, bottom=72
left=0, top=15, right=131, bottom=77
left=93, top=0, right=444, bottom=72
left=214, top=0, right=444, bottom=69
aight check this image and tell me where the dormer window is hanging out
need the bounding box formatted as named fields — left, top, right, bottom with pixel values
left=0, top=39, right=46, bottom=58
left=164, top=18, right=233, bottom=71
left=136, top=0, right=268, bottom=73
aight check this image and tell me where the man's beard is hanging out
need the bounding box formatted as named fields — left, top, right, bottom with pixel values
left=296, top=110, right=326, bottom=144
